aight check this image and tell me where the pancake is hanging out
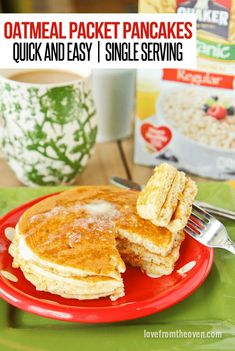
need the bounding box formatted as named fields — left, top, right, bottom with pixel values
left=15, top=187, right=126, bottom=279
left=9, top=185, right=185, bottom=301
left=16, top=261, right=124, bottom=300
left=116, top=231, right=185, bottom=276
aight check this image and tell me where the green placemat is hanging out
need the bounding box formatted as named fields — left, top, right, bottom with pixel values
left=0, top=183, right=235, bottom=351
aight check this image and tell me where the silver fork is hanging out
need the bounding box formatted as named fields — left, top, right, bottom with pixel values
left=110, top=176, right=235, bottom=254
left=185, top=204, right=235, bottom=254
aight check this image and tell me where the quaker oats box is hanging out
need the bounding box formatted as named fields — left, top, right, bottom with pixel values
left=135, top=0, right=235, bottom=179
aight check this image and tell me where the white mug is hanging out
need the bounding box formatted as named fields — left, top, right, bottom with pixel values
left=92, top=69, right=136, bottom=142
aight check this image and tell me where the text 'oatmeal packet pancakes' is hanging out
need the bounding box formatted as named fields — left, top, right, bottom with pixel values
left=136, top=0, right=235, bottom=179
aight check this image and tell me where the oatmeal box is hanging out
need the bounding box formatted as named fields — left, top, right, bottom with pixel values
left=135, top=0, right=235, bottom=179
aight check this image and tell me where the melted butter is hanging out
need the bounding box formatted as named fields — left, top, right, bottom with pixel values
left=31, top=201, right=119, bottom=222
left=84, top=200, right=118, bottom=217
left=5, top=227, right=16, bottom=241
left=27, top=200, right=121, bottom=250
left=177, top=260, right=196, bottom=274
left=1, top=270, right=18, bottom=282
left=147, top=273, right=162, bottom=278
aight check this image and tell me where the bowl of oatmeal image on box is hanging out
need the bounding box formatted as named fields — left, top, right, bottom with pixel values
left=157, top=85, right=235, bottom=179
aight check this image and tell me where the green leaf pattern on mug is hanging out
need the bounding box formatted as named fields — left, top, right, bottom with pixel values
left=0, top=81, right=97, bottom=186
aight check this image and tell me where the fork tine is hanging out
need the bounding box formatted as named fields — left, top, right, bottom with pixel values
left=190, top=212, right=207, bottom=226
left=192, top=204, right=211, bottom=220
left=184, top=225, right=199, bottom=238
left=188, top=218, right=202, bottom=231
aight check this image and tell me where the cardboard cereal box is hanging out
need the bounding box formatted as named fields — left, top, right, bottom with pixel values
left=135, top=0, right=235, bottom=179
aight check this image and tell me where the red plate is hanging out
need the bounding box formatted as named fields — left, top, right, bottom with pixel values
left=0, top=193, right=214, bottom=323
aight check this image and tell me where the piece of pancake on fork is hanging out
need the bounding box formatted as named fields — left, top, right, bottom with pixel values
left=137, top=163, right=197, bottom=231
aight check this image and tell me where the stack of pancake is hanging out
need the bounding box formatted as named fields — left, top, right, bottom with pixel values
left=9, top=164, right=197, bottom=300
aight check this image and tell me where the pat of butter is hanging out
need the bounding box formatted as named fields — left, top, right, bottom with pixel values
left=84, top=201, right=118, bottom=217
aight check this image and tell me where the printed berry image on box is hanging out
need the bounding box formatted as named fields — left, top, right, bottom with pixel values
left=135, top=0, right=235, bottom=179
